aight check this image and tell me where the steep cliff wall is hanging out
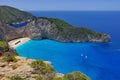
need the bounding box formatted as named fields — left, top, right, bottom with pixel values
left=0, top=22, right=5, bottom=40
left=0, top=6, right=111, bottom=42
left=1, top=18, right=110, bottom=42
left=31, top=18, right=111, bottom=42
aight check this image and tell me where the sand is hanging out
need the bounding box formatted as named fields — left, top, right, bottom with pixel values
left=8, top=37, right=31, bottom=49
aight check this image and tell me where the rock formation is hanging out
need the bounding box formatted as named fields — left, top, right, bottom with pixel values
left=0, top=6, right=111, bottom=43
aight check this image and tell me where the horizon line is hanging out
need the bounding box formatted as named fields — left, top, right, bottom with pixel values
left=1, top=5, right=120, bottom=12
left=27, top=10, right=120, bottom=11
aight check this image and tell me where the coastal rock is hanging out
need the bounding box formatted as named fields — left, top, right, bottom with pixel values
left=0, top=56, right=63, bottom=80
left=0, top=6, right=111, bottom=43
left=30, top=18, right=111, bottom=42
left=0, top=56, right=36, bottom=80
left=0, top=23, right=5, bottom=40
left=27, top=21, right=42, bottom=40
left=0, top=18, right=111, bottom=43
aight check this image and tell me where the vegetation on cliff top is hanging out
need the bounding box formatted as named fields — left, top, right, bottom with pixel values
left=4, top=56, right=18, bottom=62
left=30, top=60, right=54, bottom=74
left=0, top=40, right=7, bottom=49
left=46, top=18, right=103, bottom=37
left=0, top=40, right=9, bottom=52
left=10, top=75, right=25, bottom=80
left=0, top=6, right=34, bottom=23
left=39, top=17, right=108, bottom=42
left=53, top=72, right=90, bottom=80
left=30, top=60, right=90, bottom=80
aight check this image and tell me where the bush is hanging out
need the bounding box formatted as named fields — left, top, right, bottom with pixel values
left=0, top=40, right=9, bottom=52
left=13, top=52, right=19, bottom=56
left=53, top=77, right=68, bottom=80
left=10, top=75, right=25, bottom=80
left=53, top=71, right=90, bottom=80
left=64, top=71, right=90, bottom=80
left=0, top=40, right=7, bottom=48
left=30, top=60, right=54, bottom=74
left=4, top=51, right=19, bottom=57
left=35, top=75, right=43, bottom=80
left=4, top=56, right=17, bottom=62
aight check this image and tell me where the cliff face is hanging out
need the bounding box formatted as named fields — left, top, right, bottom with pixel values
left=0, top=18, right=110, bottom=42
left=30, top=18, right=110, bottom=42
left=0, top=22, right=5, bottom=40
left=0, top=26, right=4, bottom=40
left=0, top=6, right=111, bottom=43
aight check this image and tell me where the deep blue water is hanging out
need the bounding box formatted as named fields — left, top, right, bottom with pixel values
left=29, top=11, right=120, bottom=41
left=16, top=40, right=120, bottom=80
left=16, top=11, right=120, bottom=80
left=9, top=22, right=28, bottom=28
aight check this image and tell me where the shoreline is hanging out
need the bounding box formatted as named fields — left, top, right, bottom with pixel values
left=8, top=37, right=31, bottom=49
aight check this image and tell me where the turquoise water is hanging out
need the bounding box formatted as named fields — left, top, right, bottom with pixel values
left=16, top=11, right=120, bottom=80
left=16, top=40, right=120, bottom=80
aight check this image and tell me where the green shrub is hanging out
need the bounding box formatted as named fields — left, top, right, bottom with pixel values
left=0, top=40, right=7, bottom=48
left=53, top=77, right=68, bottom=80
left=4, top=56, right=17, bottom=62
left=0, top=40, right=9, bottom=52
left=30, top=60, right=54, bottom=74
left=13, top=52, right=19, bottom=56
left=4, top=51, right=19, bottom=57
left=35, top=75, right=43, bottom=80
left=10, top=75, right=25, bottom=80
left=64, top=71, right=90, bottom=80
left=53, top=71, right=90, bottom=80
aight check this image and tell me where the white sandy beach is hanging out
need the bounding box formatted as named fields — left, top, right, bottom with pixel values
left=8, top=37, right=31, bottom=49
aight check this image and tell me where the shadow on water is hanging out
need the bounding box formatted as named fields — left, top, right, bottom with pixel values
left=8, top=22, right=28, bottom=28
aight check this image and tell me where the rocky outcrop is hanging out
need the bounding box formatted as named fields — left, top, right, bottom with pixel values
left=0, top=56, right=35, bottom=80
left=30, top=18, right=111, bottom=42
left=0, top=23, right=5, bottom=40
left=0, top=6, right=111, bottom=43
left=0, top=56, right=64, bottom=80
left=0, top=18, right=111, bottom=42
left=4, top=25, right=29, bottom=41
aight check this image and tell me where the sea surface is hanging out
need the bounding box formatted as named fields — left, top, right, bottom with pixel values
left=16, top=11, right=120, bottom=80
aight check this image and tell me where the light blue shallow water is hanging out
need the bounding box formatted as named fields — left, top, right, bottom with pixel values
left=16, top=40, right=120, bottom=80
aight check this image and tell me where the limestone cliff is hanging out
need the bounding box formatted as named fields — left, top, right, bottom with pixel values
left=0, top=18, right=111, bottom=42
left=0, top=6, right=111, bottom=43
left=32, top=17, right=110, bottom=42
left=0, top=25, right=5, bottom=40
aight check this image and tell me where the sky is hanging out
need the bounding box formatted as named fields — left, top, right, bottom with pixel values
left=0, top=0, right=120, bottom=11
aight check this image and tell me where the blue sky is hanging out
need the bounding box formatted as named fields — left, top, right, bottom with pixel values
left=0, top=0, right=120, bottom=11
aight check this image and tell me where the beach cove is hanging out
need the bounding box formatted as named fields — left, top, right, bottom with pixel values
left=8, top=37, right=31, bottom=49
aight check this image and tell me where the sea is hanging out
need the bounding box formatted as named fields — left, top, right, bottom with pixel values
left=16, top=11, right=120, bottom=80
